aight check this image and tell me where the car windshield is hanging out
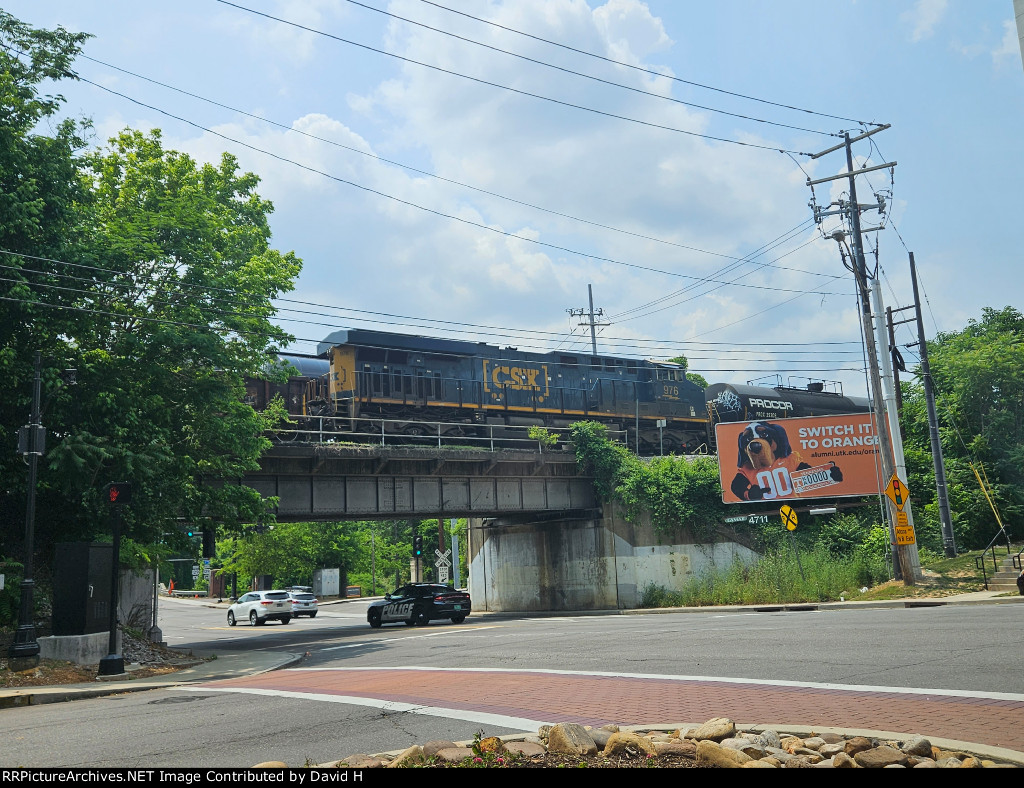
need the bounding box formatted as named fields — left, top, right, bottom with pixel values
left=292, top=593, right=314, bottom=600
left=265, top=592, right=289, bottom=600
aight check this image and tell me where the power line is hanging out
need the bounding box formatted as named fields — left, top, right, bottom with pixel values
left=63, top=74, right=848, bottom=299
left=341, top=0, right=837, bottom=137
left=213, top=0, right=814, bottom=156
left=72, top=51, right=834, bottom=268
left=1, top=288, right=866, bottom=373
left=2, top=252, right=865, bottom=361
left=417, top=0, right=882, bottom=128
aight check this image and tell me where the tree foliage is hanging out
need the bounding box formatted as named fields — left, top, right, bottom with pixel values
left=0, top=12, right=302, bottom=558
left=900, top=306, right=1024, bottom=549
left=570, top=421, right=727, bottom=540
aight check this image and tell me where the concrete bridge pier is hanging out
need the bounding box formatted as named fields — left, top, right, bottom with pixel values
left=468, top=507, right=759, bottom=612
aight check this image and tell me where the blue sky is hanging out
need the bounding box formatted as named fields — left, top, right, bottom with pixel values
left=6, top=0, right=1022, bottom=396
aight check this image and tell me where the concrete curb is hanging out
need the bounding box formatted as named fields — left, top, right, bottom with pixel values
left=0, top=651, right=305, bottom=708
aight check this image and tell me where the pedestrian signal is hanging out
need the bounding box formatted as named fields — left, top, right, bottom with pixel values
left=104, top=482, right=132, bottom=505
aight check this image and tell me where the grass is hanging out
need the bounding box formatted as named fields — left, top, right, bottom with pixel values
left=640, top=544, right=1023, bottom=608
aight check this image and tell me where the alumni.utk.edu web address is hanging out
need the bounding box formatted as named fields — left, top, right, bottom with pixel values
left=810, top=447, right=879, bottom=459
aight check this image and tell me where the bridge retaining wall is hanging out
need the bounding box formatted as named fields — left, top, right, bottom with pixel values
left=468, top=506, right=758, bottom=611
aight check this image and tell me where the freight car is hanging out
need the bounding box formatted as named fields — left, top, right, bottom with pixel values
left=245, top=330, right=872, bottom=455
left=705, top=382, right=871, bottom=425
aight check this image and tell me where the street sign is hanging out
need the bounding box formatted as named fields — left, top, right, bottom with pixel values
left=894, top=510, right=916, bottom=545
left=191, top=564, right=200, bottom=579
left=434, top=548, right=451, bottom=568
left=884, top=474, right=910, bottom=511
left=780, top=505, right=798, bottom=531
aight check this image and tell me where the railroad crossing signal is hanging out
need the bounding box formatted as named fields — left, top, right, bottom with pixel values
left=885, top=474, right=910, bottom=511
left=780, top=505, right=798, bottom=531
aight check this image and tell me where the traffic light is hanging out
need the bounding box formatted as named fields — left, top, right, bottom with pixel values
left=413, top=534, right=423, bottom=557
left=202, top=529, right=216, bottom=559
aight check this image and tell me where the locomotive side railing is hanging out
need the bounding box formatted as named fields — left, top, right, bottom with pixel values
left=268, top=413, right=629, bottom=452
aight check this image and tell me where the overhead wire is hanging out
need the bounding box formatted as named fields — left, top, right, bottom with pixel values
left=0, top=289, right=866, bottom=374
left=340, top=0, right=838, bottom=137
left=2, top=247, right=868, bottom=364
left=213, top=0, right=814, bottom=156
left=416, top=0, right=880, bottom=127
left=57, top=72, right=849, bottom=301
left=69, top=50, right=839, bottom=272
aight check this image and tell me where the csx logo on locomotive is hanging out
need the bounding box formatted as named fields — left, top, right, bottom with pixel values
left=482, top=360, right=549, bottom=400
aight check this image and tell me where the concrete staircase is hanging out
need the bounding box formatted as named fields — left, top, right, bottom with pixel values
left=983, top=553, right=1023, bottom=593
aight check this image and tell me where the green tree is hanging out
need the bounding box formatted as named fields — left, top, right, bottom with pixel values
left=222, top=522, right=357, bottom=589
left=570, top=420, right=728, bottom=540
left=667, top=355, right=708, bottom=389
left=0, top=12, right=91, bottom=549
left=900, top=307, right=1024, bottom=548
left=41, top=129, right=302, bottom=549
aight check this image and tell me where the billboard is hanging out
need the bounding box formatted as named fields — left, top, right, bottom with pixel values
left=716, top=413, right=885, bottom=504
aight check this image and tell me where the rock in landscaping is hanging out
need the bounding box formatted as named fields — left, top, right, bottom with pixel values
left=546, top=723, right=597, bottom=756
left=685, top=717, right=736, bottom=742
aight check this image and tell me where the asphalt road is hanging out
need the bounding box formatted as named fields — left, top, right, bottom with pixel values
left=2, top=600, right=1022, bottom=767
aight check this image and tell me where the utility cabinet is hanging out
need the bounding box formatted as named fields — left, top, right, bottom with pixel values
left=51, top=542, right=112, bottom=636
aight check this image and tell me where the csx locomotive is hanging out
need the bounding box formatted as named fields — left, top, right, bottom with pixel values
left=245, top=328, right=870, bottom=454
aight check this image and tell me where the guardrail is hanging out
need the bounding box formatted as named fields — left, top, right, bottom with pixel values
left=269, top=414, right=628, bottom=452
left=170, top=589, right=208, bottom=598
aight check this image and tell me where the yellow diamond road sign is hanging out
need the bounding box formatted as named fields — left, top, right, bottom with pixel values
left=780, top=505, right=798, bottom=531
left=885, top=474, right=910, bottom=511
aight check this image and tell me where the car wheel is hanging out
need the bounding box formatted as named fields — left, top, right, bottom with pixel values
left=451, top=615, right=466, bottom=624
left=368, top=610, right=382, bottom=629
left=404, top=618, right=416, bottom=627
left=250, top=611, right=260, bottom=626
left=309, top=612, right=317, bottom=618
left=281, top=616, right=291, bottom=624
left=227, top=611, right=236, bottom=626
left=413, top=611, right=429, bottom=627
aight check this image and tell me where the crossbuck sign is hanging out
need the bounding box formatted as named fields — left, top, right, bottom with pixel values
left=435, top=549, right=451, bottom=584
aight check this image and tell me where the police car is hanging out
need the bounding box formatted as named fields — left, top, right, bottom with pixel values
left=367, top=583, right=471, bottom=628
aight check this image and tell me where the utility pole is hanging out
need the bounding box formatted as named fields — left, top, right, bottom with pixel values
left=567, top=284, right=608, bottom=355
left=9, top=352, right=44, bottom=667
left=872, top=279, right=922, bottom=579
left=807, top=127, right=916, bottom=584
left=908, top=252, right=957, bottom=557
left=885, top=306, right=905, bottom=417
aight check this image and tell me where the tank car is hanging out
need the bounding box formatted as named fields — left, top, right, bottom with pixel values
left=705, top=382, right=870, bottom=424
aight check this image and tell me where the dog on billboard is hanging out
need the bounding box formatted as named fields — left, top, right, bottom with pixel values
left=730, top=420, right=843, bottom=501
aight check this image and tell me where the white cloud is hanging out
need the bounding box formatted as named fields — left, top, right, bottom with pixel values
left=902, top=0, right=948, bottom=42
left=991, top=18, right=1021, bottom=65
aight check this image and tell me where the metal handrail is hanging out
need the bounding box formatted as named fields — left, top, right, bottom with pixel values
left=974, top=525, right=1013, bottom=590
left=267, top=413, right=629, bottom=452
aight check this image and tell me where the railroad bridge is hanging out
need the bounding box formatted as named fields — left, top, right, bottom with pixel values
left=238, top=442, right=756, bottom=613
left=242, top=443, right=596, bottom=521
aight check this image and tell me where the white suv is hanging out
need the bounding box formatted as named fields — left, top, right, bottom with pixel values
left=227, top=590, right=292, bottom=626
left=288, top=590, right=318, bottom=618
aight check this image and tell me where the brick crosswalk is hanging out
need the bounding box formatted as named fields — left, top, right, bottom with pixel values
left=200, top=667, right=1024, bottom=752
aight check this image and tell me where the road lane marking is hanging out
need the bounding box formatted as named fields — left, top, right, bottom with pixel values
left=319, top=625, right=502, bottom=652
left=272, top=666, right=1024, bottom=703
left=183, top=687, right=552, bottom=731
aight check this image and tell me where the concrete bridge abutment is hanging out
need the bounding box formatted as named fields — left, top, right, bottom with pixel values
left=468, top=506, right=759, bottom=612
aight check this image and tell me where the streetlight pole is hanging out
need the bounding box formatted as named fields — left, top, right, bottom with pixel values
left=8, top=352, right=43, bottom=668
